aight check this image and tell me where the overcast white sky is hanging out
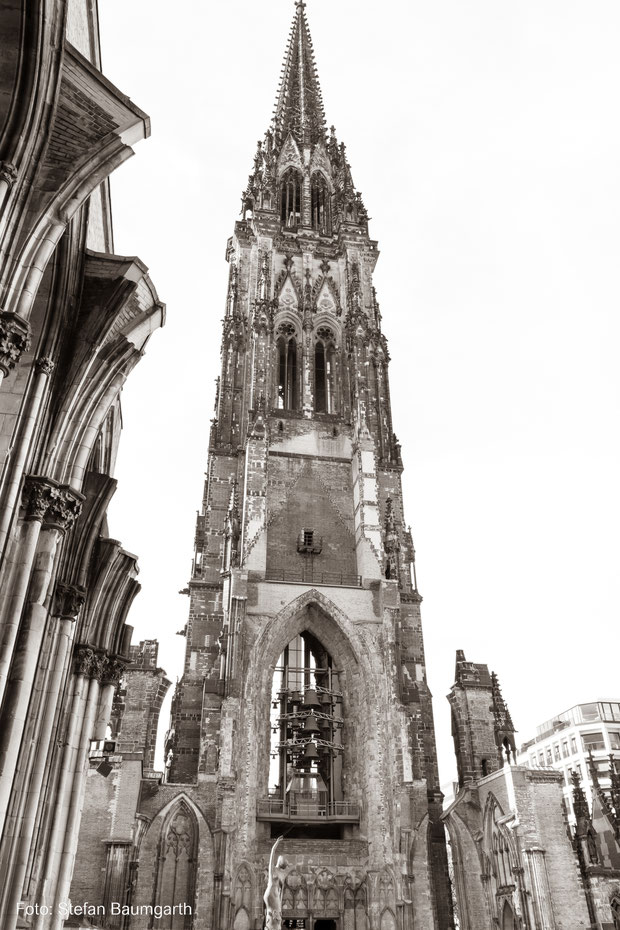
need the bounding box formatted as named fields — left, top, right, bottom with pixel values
left=99, top=1, right=620, bottom=787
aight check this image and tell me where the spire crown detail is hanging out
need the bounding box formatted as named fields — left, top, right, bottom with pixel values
left=241, top=3, right=369, bottom=232
left=273, top=1, right=326, bottom=149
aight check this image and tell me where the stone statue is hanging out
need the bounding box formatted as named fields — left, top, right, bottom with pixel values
left=264, top=835, right=288, bottom=929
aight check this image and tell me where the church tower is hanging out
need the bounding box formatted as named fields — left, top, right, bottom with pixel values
left=163, top=4, right=453, bottom=926
left=71, top=4, right=453, bottom=928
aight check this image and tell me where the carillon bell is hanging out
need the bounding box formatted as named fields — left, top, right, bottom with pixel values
left=298, top=741, right=319, bottom=767
left=303, top=712, right=321, bottom=733
left=303, top=688, right=321, bottom=708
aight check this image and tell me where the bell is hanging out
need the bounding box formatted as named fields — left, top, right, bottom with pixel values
left=318, top=690, right=332, bottom=706
left=291, top=690, right=302, bottom=704
left=303, top=689, right=321, bottom=709
left=298, top=741, right=319, bottom=768
left=318, top=715, right=330, bottom=730
left=303, top=712, right=321, bottom=733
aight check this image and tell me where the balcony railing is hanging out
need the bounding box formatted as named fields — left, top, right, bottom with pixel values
left=265, top=569, right=362, bottom=588
left=257, top=797, right=360, bottom=822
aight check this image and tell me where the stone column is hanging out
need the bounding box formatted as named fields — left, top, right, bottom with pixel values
left=0, top=357, right=55, bottom=558
left=0, top=480, right=82, bottom=838
left=49, top=658, right=108, bottom=930
left=0, top=605, right=79, bottom=930
left=32, top=648, right=96, bottom=929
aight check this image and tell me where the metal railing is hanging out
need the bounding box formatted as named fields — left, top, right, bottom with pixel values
left=257, top=797, right=360, bottom=821
left=265, top=569, right=362, bottom=588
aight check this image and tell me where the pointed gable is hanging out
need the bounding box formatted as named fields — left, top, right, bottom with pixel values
left=277, top=132, right=302, bottom=174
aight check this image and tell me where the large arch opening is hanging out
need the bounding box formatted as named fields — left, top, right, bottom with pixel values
left=253, top=595, right=365, bottom=838
left=267, top=631, right=345, bottom=822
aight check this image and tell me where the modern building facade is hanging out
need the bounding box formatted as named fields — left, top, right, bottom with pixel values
left=518, top=701, right=620, bottom=824
left=69, top=3, right=454, bottom=928
left=0, top=1, right=163, bottom=927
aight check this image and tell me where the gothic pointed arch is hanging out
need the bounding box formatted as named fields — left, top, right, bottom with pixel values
left=314, top=323, right=339, bottom=414
left=232, top=861, right=254, bottom=911
left=279, top=165, right=303, bottom=228
left=501, top=900, right=516, bottom=930
left=282, top=869, right=308, bottom=913
left=251, top=588, right=364, bottom=674
left=131, top=792, right=212, bottom=926
left=274, top=319, right=300, bottom=411
left=153, top=798, right=198, bottom=929
left=311, top=170, right=331, bottom=234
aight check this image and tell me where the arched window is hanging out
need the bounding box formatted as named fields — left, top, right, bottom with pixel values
left=311, top=173, right=330, bottom=233
left=155, top=802, right=197, bottom=929
left=314, top=327, right=338, bottom=414
left=268, top=632, right=344, bottom=817
left=275, top=323, right=299, bottom=410
left=280, top=168, right=302, bottom=227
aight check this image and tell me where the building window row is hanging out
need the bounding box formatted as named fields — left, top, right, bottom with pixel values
left=530, top=730, right=620, bottom=769
left=275, top=326, right=339, bottom=414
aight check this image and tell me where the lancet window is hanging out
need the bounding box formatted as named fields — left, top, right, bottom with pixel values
left=280, top=168, right=302, bottom=227
left=154, top=802, right=197, bottom=928
left=314, top=327, right=338, bottom=414
left=311, top=172, right=330, bottom=233
left=267, top=632, right=347, bottom=821
left=276, top=323, right=299, bottom=410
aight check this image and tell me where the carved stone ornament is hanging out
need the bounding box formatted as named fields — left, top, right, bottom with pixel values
left=34, top=356, right=55, bottom=376
left=100, top=655, right=128, bottom=686
left=74, top=644, right=109, bottom=680
left=0, top=311, right=32, bottom=377
left=0, top=162, right=18, bottom=187
left=21, top=476, right=84, bottom=531
left=53, top=582, right=86, bottom=621
left=73, top=645, right=99, bottom=678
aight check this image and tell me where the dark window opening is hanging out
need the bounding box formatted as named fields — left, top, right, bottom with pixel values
left=276, top=331, right=299, bottom=410
left=481, top=758, right=488, bottom=777
left=314, top=333, right=338, bottom=414
left=280, top=168, right=302, bottom=228
left=297, top=529, right=322, bottom=554
left=311, top=174, right=330, bottom=234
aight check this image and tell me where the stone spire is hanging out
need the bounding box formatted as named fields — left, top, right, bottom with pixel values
left=272, top=0, right=327, bottom=147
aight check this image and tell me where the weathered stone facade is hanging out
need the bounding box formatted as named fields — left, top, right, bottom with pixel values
left=443, top=652, right=620, bottom=930
left=70, top=3, right=453, bottom=928
left=0, top=2, right=163, bottom=927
